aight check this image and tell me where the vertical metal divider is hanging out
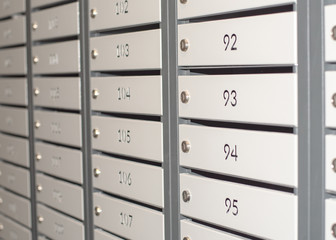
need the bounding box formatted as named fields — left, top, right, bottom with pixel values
left=297, top=0, right=325, bottom=239
left=162, top=0, right=179, bottom=239
left=78, top=0, right=94, bottom=239
left=26, top=0, right=38, bottom=239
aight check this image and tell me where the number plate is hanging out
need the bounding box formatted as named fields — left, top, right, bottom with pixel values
left=32, top=2, right=79, bottom=41
left=37, top=204, right=84, bottom=240
left=34, top=110, right=82, bottom=148
left=90, top=29, right=161, bottom=71
left=180, top=174, right=297, bottom=239
left=0, top=133, right=29, bottom=167
left=0, top=106, right=28, bottom=137
left=94, top=192, right=164, bottom=240
left=92, top=116, right=163, bottom=162
left=0, top=188, right=31, bottom=228
left=326, top=72, right=336, bottom=128
left=32, top=40, right=80, bottom=74
left=35, top=142, right=83, bottom=184
left=178, top=12, right=297, bottom=66
left=0, top=0, right=25, bottom=18
left=33, top=77, right=81, bottom=110
left=326, top=198, right=336, bottom=240
left=325, top=5, right=336, bottom=62
left=36, top=173, right=84, bottom=220
left=91, top=76, right=162, bottom=115
left=181, top=220, right=248, bottom=240
left=0, top=78, right=27, bottom=106
left=93, top=154, right=163, bottom=208
left=178, top=0, right=296, bottom=19
left=0, top=15, right=26, bottom=47
left=0, top=161, right=30, bottom=198
left=180, top=124, right=297, bottom=187
left=0, top=214, right=31, bottom=240
left=0, top=47, right=26, bottom=75
left=326, top=135, right=336, bottom=193
left=90, top=0, right=161, bottom=31
left=179, top=74, right=297, bottom=126
left=94, top=229, right=124, bottom=240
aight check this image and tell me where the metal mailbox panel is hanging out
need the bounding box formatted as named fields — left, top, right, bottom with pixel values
left=33, top=77, right=81, bottom=110
left=325, top=5, right=336, bottom=62
left=35, top=142, right=83, bottom=183
left=0, top=15, right=26, bottom=47
left=31, top=2, right=79, bottom=41
left=180, top=174, right=297, bottom=240
left=0, top=78, right=27, bottom=106
left=34, top=110, right=82, bottom=147
left=181, top=220, right=248, bottom=240
left=94, top=192, right=164, bottom=240
left=36, top=173, right=83, bottom=220
left=179, top=74, right=297, bottom=126
left=37, top=204, right=84, bottom=240
left=0, top=188, right=31, bottom=227
left=32, top=40, right=80, bottom=74
left=0, top=47, right=26, bottom=75
left=178, top=12, right=297, bottom=66
left=90, top=29, right=161, bottom=71
left=94, top=229, right=124, bottom=240
left=0, top=0, right=25, bottom=19
left=178, top=0, right=296, bottom=19
left=93, top=154, right=163, bottom=208
left=326, top=198, right=336, bottom=240
left=0, top=106, right=28, bottom=137
left=0, top=161, right=30, bottom=197
left=326, top=135, right=336, bottom=193
left=180, top=125, right=297, bottom=187
left=92, top=116, right=163, bottom=162
left=91, top=76, right=162, bottom=116
left=0, top=133, right=29, bottom=167
left=0, top=214, right=31, bottom=240
left=89, top=0, right=161, bottom=31
left=326, top=72, right=336, bottom=128
left=31, top=0, right=69, bottom=8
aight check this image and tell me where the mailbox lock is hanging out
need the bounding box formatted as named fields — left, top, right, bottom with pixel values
left=181, top=91, right=190, bottom=104
left=181, top=140, right=191, bottom=153
left=332, top=159, right=336, bottom=173
left=34, top=88, right=40, bottom=96
left=32, top=22, right=38, bottom=30
left=92, top=89, right=100, bottom=99
left=36, top=153, right=42, bottom=161
left=93, top=128, right=100, bottom=138
left=180, top=0, right=188, bottom=4
left=34, top=121, right=41, bottom=129
left=182, top=190, right=191, bottom=203
left=180, top=39, right=190, bottom=52
left=38, top=216, right=44, bottom=223
left=36, top=184, right=43, bottom=192
left=332, top=26, right=336, bottom=41
left=91, top=8, right=98, bottom=18
left=33, top=56, right=39, bottom=64
left=332, top=93, right=336, bottom=108
left=93, top=168, right=101, bottom=177
left=183, top=237, right=191, bottom=240
left=332, top=223, right=336, bottom=238
left=95, top=206, right=102, bottom=216
left=91, top=49, right=99, bottom=59
left=0, top=223, right=3, bottom=231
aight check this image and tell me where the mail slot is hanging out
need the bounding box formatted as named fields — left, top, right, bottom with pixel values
left=92, top=116, right=163, bottom=162
left=31, top=2, right=79, bottom=41
left=90, top=29, right=161, bottom=71
left=93, top=154, right=163, bottom=208
left=89, top=0, right=161, bottom=31
left=178, top=12, right=297, bottom=66
left=180, top=174, right=297, bottom=239
left=94, top=192, right=164, bottom=240
left=0, top=15, right=26, bottom=47
left=0, top=78, right=27, bottom=106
